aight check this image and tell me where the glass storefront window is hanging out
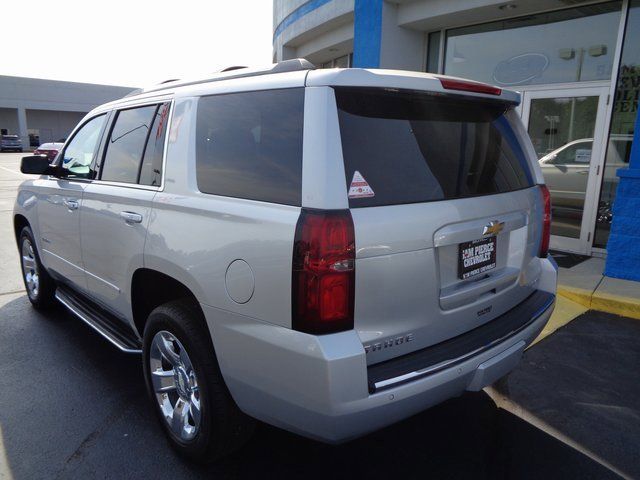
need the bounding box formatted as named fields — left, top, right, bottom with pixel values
left=444, top=2, right=621, bottom=86
left=529, top=96, right=599, bottom=239
left=594, top=0, right=640, bottom=248
left=426, top=31, right=441, bottom=73
left=319, top=54, right=352, bottom=69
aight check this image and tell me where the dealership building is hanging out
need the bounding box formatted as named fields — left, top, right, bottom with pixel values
left=274, top=0, right=640, bottom=281
left=0, top=76, right=134, bottom=148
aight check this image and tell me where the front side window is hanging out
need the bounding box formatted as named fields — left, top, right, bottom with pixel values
left=101, top=105, right=157, bottom=184
left=195, top=88, right=304, bottom=206
left=60, top=114, right=107, bottom=178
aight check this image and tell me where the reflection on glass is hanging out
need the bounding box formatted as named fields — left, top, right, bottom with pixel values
left=594, top=0, right=640, bottom=248
left=444, top=2, right=621, bottom=86
left=427, top=31, right=441, bottom=73
left=530, top=96, right=599, bottom=239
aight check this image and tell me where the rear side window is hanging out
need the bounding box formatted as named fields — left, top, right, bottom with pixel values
left=196, top=88, right=304, bottom=206
left=334, top=87, right=534, bottom=208
left=101, top=102, right=170, bottom=185
left=139, top=103, right=170, bottom=186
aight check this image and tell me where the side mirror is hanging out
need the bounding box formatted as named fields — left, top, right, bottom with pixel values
left=20, top=155, right=57, bottom=175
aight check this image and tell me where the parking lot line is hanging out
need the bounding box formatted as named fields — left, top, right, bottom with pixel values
left=0, top=165, right=20, bottom=175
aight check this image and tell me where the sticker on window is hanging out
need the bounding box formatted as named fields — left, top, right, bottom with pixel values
left=575, top=149, right=592, bottom=163
left=348, top=170, right=375, bottom=199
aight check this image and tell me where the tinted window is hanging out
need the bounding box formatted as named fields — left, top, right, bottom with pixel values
left=139, top=103, right=170, bottom=186
left=335, top=87, right=534, bottom=208
left=196, top=88, right=304, bottom=205
left=101, top=105, right=157, bottom=184
left=60, top=114, right=107, bottom=179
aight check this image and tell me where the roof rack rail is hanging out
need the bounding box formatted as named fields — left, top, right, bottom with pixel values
left=220, top=66, right=248, bottom=72
left=130, top=58, right=315, bottom=96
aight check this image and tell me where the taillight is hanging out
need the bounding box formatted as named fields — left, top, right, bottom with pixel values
left=292, top=209, right=355, bottom=334
left=439, top=78, right=502, bottom=96
left=539, top=184, right=551, bottom=258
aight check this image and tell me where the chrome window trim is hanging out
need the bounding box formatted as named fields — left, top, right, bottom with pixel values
left=48, top=99, right=174, bottom=193
left=99, top=98, right=174, bottom=191
left=88, top=179, right=162, bottom=191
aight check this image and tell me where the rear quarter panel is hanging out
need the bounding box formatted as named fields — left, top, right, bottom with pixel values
left=144, top=97, right=300, bottom=328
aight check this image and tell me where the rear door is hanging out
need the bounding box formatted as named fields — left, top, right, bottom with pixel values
left=332, top=87, right=544, bottom=365
left=80, top=102, right=170, bottom=321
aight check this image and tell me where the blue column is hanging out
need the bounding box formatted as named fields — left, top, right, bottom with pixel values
left=604, top=105, right=640, bottom=281
left=352, top=0, right=383, bottom=68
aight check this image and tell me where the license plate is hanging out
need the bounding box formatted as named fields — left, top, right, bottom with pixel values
left=458, top=236, right=497, bottom=280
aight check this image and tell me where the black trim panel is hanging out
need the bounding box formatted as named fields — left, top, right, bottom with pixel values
left=367, top=290, right=555, bottom=393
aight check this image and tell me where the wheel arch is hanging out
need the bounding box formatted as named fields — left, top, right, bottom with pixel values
left=13, top=214, right=30, bottom=245
left=130, top=268, right=207, bottom=338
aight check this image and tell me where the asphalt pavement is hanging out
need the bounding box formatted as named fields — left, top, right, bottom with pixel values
left=0, top=152, right=637, bottom=479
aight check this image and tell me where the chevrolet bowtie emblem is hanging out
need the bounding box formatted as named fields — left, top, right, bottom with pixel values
left=483, top=220, right=504, bottom=236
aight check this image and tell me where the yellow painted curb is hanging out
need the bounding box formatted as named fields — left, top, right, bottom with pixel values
left=557, top=284, right=640, bottom=320
left=530, top=295, right=588, bottom=347
left=556, top=285, right=593, bottom=310
left=591, top=291, right=640, bottom=320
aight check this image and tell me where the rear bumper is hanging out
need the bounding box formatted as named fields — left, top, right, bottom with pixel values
left=205, top=261, right=557, bottom=443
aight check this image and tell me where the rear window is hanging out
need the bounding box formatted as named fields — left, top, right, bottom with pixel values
left=196, top=88, right=304, bottom=206
left=334, top=87, right=535, bottom=208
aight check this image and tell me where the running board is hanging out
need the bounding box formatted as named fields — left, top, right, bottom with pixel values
left=55, top=286, right=142, bottom=354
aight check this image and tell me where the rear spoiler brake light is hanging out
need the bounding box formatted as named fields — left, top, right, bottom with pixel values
left=439, top=78, right=502, bottom=96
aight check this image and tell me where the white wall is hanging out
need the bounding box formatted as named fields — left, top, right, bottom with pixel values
left=26, top=110, right=85, bottom=144
left=0, top=75, right=133, bottom=148
left=379, top=2, right=425, bottom=71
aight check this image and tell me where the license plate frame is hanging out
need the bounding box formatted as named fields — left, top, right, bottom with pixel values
left=458, top=236, right=497, bottom=280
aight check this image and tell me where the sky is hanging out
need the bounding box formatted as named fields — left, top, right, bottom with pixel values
left=0, top=0, right=273, bottom=87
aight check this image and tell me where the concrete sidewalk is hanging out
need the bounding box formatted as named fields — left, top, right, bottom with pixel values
left=557, top=257, right=640, bottom=320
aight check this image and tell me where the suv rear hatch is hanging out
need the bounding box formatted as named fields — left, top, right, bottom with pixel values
left=333, top=86, right=545, bottom=366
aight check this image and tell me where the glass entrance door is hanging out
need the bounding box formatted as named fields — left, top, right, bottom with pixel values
left=521, top=86, right=609, bottom=254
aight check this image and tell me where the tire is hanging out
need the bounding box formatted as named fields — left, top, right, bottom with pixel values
left=19, top=226, right=56, bottom=309
left=142, top=299, right=254, bottom=463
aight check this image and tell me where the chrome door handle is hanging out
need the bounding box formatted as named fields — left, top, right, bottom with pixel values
left=120, top=211, right=143, bottom=224
left=63, top=199, right=79, bottom=210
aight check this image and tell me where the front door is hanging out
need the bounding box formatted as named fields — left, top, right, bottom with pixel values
left=521, top=86, right=609, bottom=254
left=37, top=114, right=108, bottom=290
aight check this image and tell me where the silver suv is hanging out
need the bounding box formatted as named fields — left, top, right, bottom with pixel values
left=14, top=60, right=557, bottom=462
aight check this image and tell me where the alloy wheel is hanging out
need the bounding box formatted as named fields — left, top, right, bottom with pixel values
left=149, top=331, right=201, bottom=441
left=21, top=239, right=39, bottom=299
